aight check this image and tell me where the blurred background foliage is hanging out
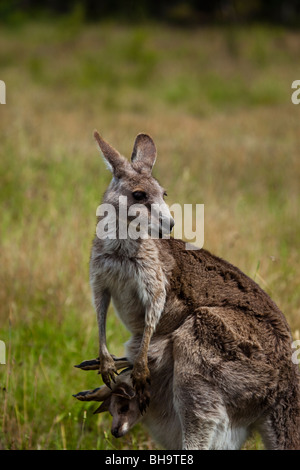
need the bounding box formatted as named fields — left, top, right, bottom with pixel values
left=0, top=0, right=300, bottom=26
left=0, top=0, right=299, bottom=451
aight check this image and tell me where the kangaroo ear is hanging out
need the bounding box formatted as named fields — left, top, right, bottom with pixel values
left=94, top=130, right=128, bottom=177
left=113, top=383, right=136, bottom=400
left=93, top=397, right=111, bottom=414
left=131, top=133, right=156, bottom=174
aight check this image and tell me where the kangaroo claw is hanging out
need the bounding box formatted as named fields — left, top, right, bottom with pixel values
left=73, top=387, right=102, bottom=401
left=74, top=355, right=132, bottom=372
left=74, top=358, right=100, bottom=370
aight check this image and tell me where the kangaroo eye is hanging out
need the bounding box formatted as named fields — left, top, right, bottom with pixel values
left=120, top=404, right=129, bottom=413
left=163, top=191, right=168, bottom=198
left=132, top=191, right=147, bottom=201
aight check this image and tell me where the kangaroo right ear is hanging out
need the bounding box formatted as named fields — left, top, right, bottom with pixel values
left=94, top=131, right=128, bottom=177
left=131, top=133, right=157, bottom=174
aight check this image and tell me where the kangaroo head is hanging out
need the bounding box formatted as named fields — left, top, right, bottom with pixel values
left=74, top=373, right=143, bottom=438
left=95, top=381, right=142, bottom=438
left=94, top=131, right=174, bottom=239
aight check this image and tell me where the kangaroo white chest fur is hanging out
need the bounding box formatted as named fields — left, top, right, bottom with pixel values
left=91, top=237, right=167, bottom=335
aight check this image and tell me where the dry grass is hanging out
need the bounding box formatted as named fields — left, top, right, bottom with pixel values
left=0, top=19, right=299, bottom=449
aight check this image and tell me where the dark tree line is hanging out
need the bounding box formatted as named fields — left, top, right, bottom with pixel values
left=1, top=0, right=300, bottom=25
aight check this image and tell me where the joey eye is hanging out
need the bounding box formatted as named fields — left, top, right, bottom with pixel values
left=120, top=404, right=129, bottom=413
left=163, top=191, right=168, bottom=198
left=132, top=191, right=147, bottom=201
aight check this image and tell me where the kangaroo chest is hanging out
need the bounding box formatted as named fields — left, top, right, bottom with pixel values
left=111, top=280, right=145, bottom=333
left=101, top=253, right=165, bottom=334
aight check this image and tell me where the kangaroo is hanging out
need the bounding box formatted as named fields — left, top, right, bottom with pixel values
left=89, top=131, right=300, bottom=448
left=74, top=328, right=300, bottom=451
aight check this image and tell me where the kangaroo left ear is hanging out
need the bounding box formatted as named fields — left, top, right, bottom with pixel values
left=94, top=130, right=129, bottom=177
left=131, top=133, right=157, bottom=174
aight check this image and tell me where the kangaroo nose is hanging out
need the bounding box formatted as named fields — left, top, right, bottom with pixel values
left=111, top=427, right=120, bottom=438
left=159, top=216, right=175, bottom=233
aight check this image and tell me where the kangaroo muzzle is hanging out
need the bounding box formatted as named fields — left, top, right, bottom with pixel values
left=159, top=215, right=175, bottom=234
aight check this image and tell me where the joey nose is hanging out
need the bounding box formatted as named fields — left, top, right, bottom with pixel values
left=111, top=427, right=120, bottom=438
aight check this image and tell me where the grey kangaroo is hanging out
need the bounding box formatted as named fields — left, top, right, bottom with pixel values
left=87, top=131, right=300, bottom=449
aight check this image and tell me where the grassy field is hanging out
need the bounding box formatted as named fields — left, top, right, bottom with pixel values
left=0, top=18, right=300, bottom=450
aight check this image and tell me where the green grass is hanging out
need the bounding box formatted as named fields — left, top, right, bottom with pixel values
left=0, top=19, right=300, bottom=450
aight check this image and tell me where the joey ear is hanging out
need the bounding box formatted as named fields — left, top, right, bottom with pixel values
left=93, top=397, right=111, bottom=414
left=131, top=133, right=156, bottom=174
left=94, top=130, right=128, bottom=177
left=113, top=383, right=136, bottom=400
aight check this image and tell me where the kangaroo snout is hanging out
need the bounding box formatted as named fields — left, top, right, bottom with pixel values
left=159, top=215, right=175, bottom=234
left=111, top=423, right=129, bottom=438
left=111, top=426, right=121, bottom=438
